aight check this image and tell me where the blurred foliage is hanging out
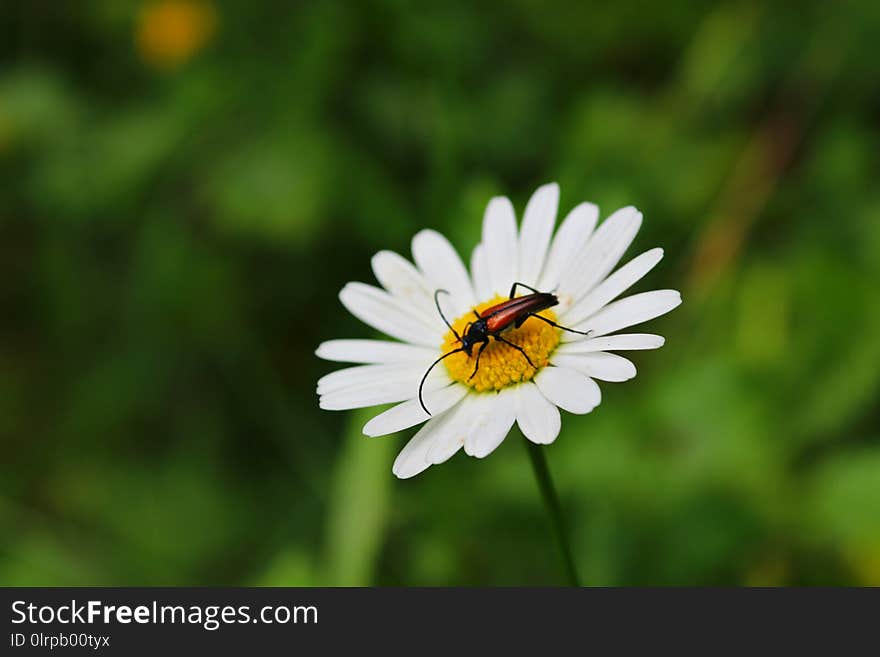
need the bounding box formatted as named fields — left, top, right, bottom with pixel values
left=1, top=0, right=879, bottom=586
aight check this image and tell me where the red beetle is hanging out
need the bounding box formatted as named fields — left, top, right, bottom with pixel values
left=419, top=282, right=591, bottom=414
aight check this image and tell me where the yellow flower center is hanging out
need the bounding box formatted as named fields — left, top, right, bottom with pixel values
left=441, top=296, right=561, bottom=392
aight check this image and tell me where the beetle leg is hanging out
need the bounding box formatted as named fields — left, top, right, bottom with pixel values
left=508, top=281, right=543, bottom=299
left=527, top=313, right=592, bottom=336
left=494, top=335, right=536, bottom=369
left=468, top=340, right=489, bottom=380
left=472, top=310, right=481, bottom=320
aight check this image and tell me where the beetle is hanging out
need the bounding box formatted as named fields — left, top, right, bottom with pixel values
left=418, top=282, right=592, bottom=414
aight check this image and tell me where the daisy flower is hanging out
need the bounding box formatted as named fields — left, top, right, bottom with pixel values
left=317, top=183, right=681, bottom=479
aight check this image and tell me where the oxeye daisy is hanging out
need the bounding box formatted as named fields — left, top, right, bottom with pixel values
left=317, top=183, right=681, bottom=479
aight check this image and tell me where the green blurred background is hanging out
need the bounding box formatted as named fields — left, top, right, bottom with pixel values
left=2, top=0, right=879, bottom=586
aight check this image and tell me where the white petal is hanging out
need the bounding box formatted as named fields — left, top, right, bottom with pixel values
left=470, top=244, right=491, bottom=301
left=426, top=395, right=482, bottom=465
left=370, top=250, right=438, bottom=324
left=318, top=364, right=448, bottom=410
left=538, top=201, right=598, bottom=292
left=562, top=248, right=664, bottom=327
left=317, top=362, right=428, bottom=395
left=518, top=183, right=559, bottom=285
left=340, top=282, right=443, bottom=347
left=534, top=366, right=601, bottom=415
left=463, top=388, right=517, bottom=458
left=482, top=196, right=519, bottom=296
left=567, top=290, right=681, bottom=339
left=559, top=206, right=642, bottom=302
left=556, top=334, right=666, bottom=354
left=316, top=339, right=435, bottom=364
left=423, top=392, right=485, bottom=463
left=318, top=387, right=406, bottom=411
left=362, top=384, right=469, bottom=437
left=516, top=382, right=561, bottom=445
left=412, top=230, right=475, bottom=315
left=392, top=416, right=446, bottom=479
left=552, top=353, right=637, bottom=382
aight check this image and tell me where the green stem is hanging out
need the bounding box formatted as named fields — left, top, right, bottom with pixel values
left=524, top=439, right=581, bottom=586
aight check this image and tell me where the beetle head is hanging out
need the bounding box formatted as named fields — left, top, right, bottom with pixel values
left=460, top=320, right=487, bottom=356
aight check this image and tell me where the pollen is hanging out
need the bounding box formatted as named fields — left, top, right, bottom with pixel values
left=441, top=297, right=561, bottom=392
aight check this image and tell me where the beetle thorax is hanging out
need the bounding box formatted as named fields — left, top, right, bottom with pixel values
left=441, top=295, right=561, bottom=392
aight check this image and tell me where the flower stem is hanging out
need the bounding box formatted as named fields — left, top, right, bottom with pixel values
left=524, top=439, right=581, bottom=586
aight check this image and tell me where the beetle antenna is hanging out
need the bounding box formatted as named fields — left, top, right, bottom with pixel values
left=434, top=289, right=461, bottom=342
left=418, top=347, right=465, bottom=415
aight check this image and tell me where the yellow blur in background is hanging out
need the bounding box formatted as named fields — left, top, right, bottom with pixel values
left=136, top=1, right=216, bottom=71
